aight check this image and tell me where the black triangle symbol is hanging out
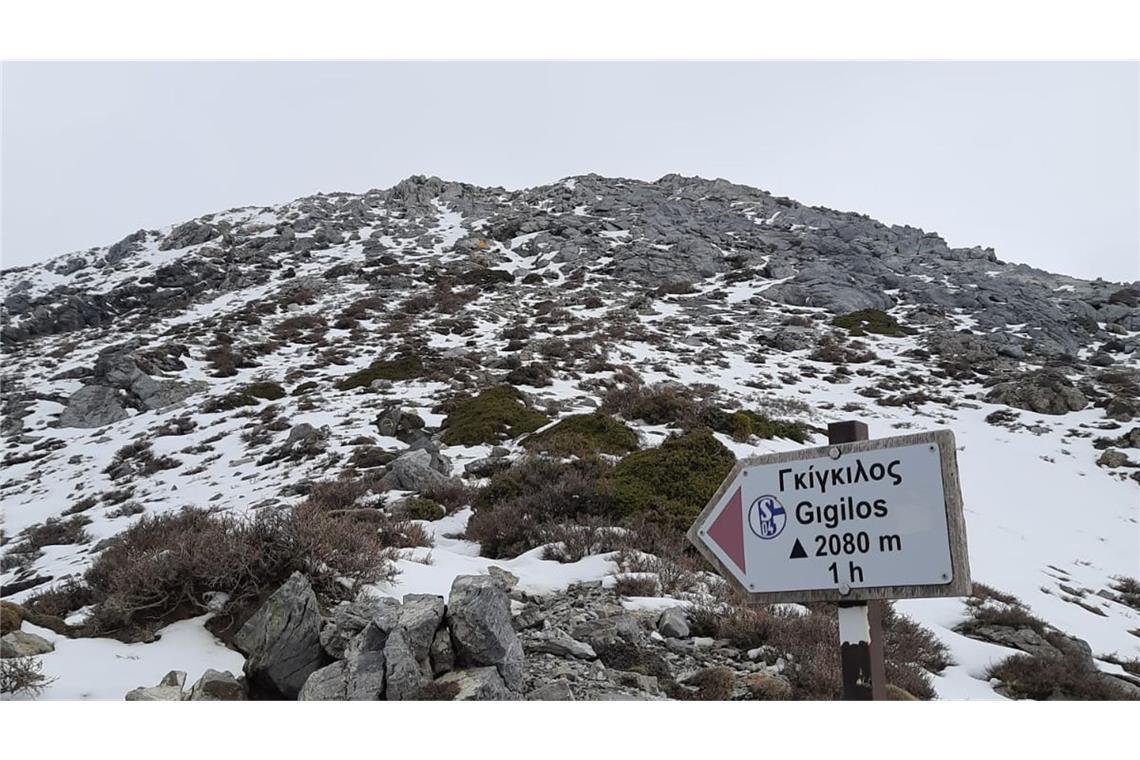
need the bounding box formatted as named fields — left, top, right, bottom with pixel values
left=789, top=539, right=808, bottom=559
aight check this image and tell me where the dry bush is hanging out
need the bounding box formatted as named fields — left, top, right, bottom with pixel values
left=539, top=519, right=625, bottom=563
left=82, top=504, right=395, bottom=637
left=304, top=476, right=375, bottom=511
left=1110, top=576, right=1140, bottom=611
left=466, top=456, right=617, bottom=558
left=689, top=599, right=946, bottom=700
left=419, top=478, right=478, bottom=513
left=0, top=656, right=53, bottom=697
left=21, top=578, right=96, bottom=619
left=613, top=574, right=660, bottom=597
left=988, top=652, right=1139, bottom=700
left=601, top=382, right=696, bottom=425
left=1, top=516, right=92, bottom=571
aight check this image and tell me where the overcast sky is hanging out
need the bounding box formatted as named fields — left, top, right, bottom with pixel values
left=2, top=61, right=1137, bottom=281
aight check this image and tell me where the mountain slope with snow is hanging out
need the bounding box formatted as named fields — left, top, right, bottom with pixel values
left=2, top=174, right=1138, bottom=700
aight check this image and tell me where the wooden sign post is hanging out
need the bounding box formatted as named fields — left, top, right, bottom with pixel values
left=828, top=421, right=885, bottom=700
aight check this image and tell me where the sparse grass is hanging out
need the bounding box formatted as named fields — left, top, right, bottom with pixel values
left=440, top=386, right=549, bottom=446
left=523, top=413, right=639, bottom=456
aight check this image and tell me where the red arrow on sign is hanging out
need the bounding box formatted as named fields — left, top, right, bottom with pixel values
left=707, top=486, right=746, bottom=574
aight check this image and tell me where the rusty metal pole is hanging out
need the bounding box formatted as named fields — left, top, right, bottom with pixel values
left=828, top=420, right=886, bottom=701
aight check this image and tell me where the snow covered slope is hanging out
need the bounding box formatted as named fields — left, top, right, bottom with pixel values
left=2, top=174, right=1137, bottom=700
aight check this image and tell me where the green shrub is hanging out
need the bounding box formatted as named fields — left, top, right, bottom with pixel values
left=604, top=429, right=735, bottom=530
left=338, top=354, right=424, bottom=390
left=244, top=382, right=285, bottom=400
left=292, top=381, right=319, bottom=396
left=831, top=309, right=915, bottom=337
left=397, top=498, right=447, bottom=521
left=440, top=386, right=549, bottom=446
left=523, top=413, right=639, bottom=456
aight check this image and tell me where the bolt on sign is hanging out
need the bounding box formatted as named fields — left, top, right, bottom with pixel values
left=688, top=430, right=970, bottom=603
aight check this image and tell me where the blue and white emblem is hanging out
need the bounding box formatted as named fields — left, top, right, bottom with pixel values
left=748, top=495, right=786, bottom=540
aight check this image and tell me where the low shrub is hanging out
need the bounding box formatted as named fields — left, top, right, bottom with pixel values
left=466, top=456, right=616, bottom=558
left=604, top=429, right=735, bottom=530
left=439, top=386, right=549, bottom=446
left=419, top=478, right=478, bottom=513
left=1110, top=576, right=1140, bottom=611
left=988, top=651, right=1138, bottom=700
left=601, top=383, right=696, bottom=426
left=244, top=382, right=285, bottom=400
left=0, top=656, right=53, bottom=697
left=689, top=598, right=946, bottom=700
left=613, top=575, right=660, bottom=597
left=831, top=309, right=915, bottom=337
left=337, top=354, right=424, bottom=390
left=81, top=504, right=395, bottom=639
left=1, top=516, right=92, bottom=571
left=522, top=413, right=640, bottom=456
left=958, top=584, right=1048, bottom=636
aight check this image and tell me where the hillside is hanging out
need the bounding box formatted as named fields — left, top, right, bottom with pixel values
left=1, top=173, right=1138, bottom=700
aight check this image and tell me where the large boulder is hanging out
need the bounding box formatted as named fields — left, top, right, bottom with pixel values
left=345, top=621, right=388, bottom=700
left=0, top=630, right=54, bottom=657
left=379, top=448, right=449, bottom=490
left=384, top=627, right=428, bottom=700
left=446, top=575, right=524, bottom=692
left=299, top=661, right=349, bottom=701
left=399, top=594, right=446, bottom=664
left=234, top=572, right=325, bottom=698
left=58, top=385, right=128, bottom=428
left=319, top=594, right=399, bottom=659
left=985, top=369, right=1088, bottom=415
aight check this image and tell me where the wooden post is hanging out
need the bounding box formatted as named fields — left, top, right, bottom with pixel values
left=828, top=420, right=886, bottom=701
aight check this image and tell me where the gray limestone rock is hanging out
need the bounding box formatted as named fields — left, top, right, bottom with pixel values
left=234, top=572, right=325, bottom=699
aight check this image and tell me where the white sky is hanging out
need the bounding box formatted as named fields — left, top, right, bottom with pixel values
left=2, top=61, right=1137, bottom=281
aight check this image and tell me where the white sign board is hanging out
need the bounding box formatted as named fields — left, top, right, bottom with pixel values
left=688, top=430, right=970, bottom=603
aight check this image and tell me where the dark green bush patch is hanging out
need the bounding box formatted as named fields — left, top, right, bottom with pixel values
left=337, top=354, right=424, bottom=390
left=698, top=407, right=813, bottom=444
left=831, top=309, right=915, bottom=337
left=523, top=413, right=640, bottom=456
left=244, top=382, right=285, bottom=400
left=292, top=380, right=319, bottom=396
left=604, top=429, right=735, bottom=530
left=203, top=381, right=284, bottom=412
left=440, top=386, right=549, bottom=446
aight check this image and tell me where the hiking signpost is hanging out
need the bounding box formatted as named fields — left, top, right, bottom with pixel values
left=687, top=421, right=971, bottom=700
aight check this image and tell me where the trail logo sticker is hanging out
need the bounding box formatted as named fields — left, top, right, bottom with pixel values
left=748, top=495, right=786, bottom=539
